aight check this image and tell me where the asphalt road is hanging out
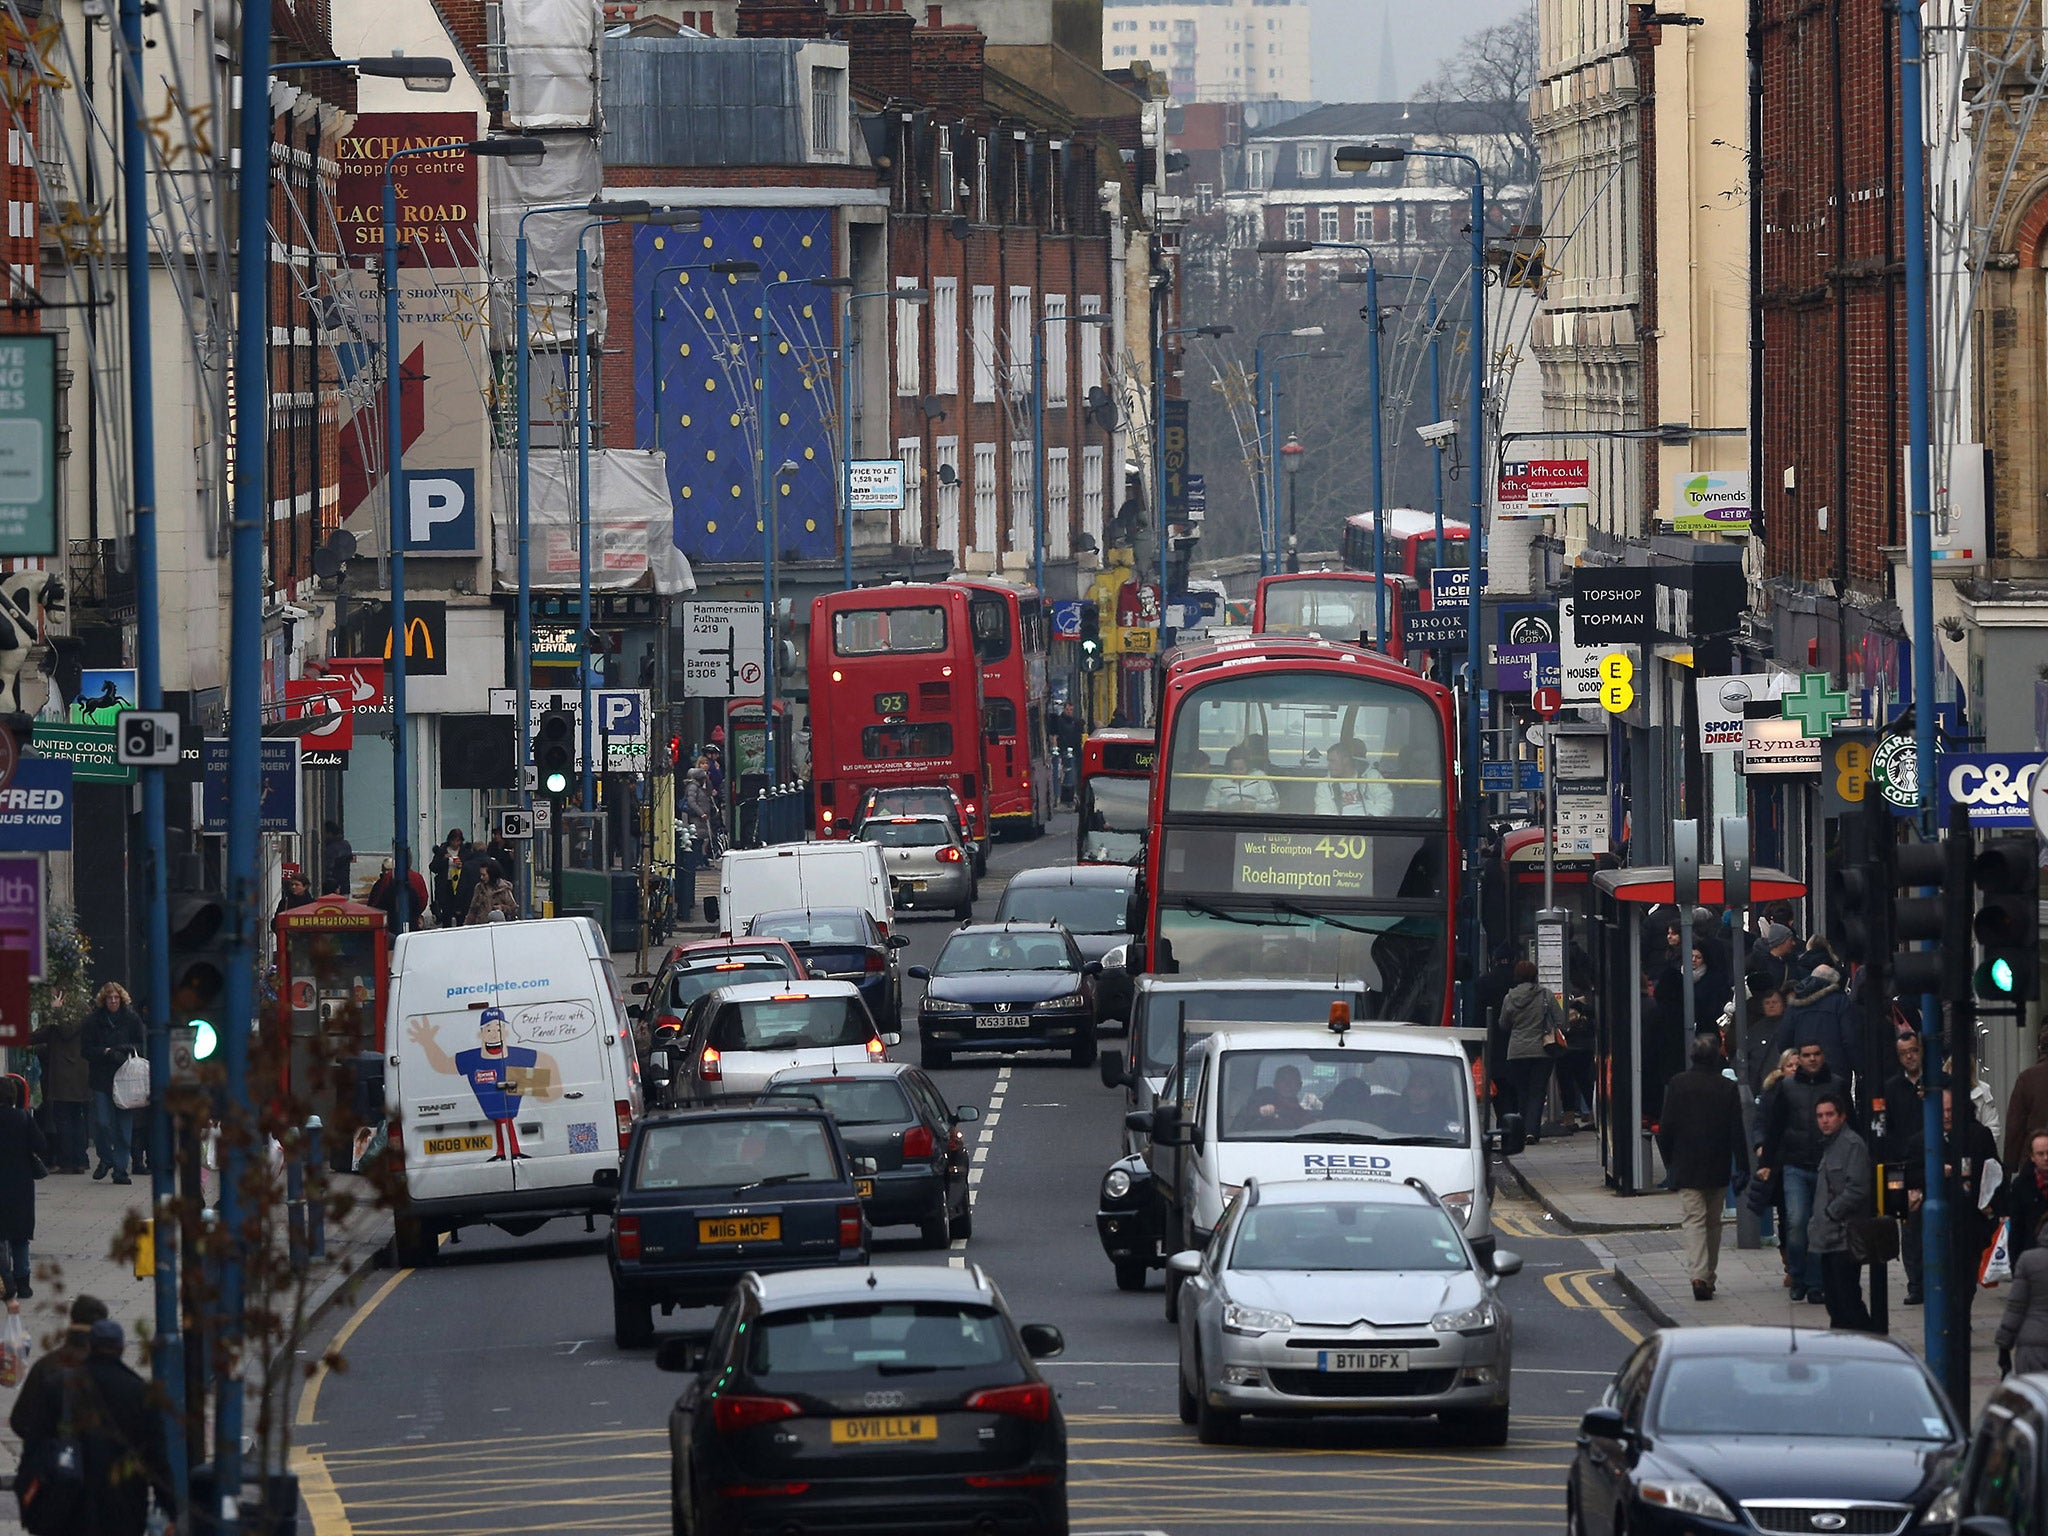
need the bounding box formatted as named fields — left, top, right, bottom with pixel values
left=293, top=815, right=1650, bottom=1534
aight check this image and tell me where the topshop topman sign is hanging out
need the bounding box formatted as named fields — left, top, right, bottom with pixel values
left=1568, top=570, right=1655, bottom=645
left=0, top=336, right=57, bottom=557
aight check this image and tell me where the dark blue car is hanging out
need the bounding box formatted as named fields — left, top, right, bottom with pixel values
left=910, top=922, right=1100, bottom=1070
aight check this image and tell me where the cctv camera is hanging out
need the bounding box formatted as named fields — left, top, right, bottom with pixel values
left=1416, top=420, right=1458, bottom=446
left=277, top=603, right=314, bottom=622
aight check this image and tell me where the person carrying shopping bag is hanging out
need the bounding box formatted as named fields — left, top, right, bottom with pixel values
left=80, top=985, right=143, bottom=1185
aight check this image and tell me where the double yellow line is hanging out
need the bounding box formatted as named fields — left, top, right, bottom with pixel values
left=1543, top=1267, right=1644, bottom=1345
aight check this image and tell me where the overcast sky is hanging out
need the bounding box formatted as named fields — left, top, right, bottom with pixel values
left=1314, top=0, right=1528, bottom=99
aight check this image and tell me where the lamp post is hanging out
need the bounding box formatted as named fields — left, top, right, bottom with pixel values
left=813, top=278, right=928, bottom=591
left=1149, top=322, right=1231, bottom=609
left=754, top=278, right=820, bottom=787
left=1279, top=434, right=1306, bottom=572
left=1251, top=326, right=1323, bottom=575
left=1032, top=306, right=1112, bottom=598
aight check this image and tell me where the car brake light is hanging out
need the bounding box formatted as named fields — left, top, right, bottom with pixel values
left=654, top=1013, right=683, bottom=1035
left=902, top=1124, right=935, bottom=1158
left=714, top=962, right=746, bottom=971
left=937, top=846, right=963, bottom=863
left=712, top=1395, right=803, bottom=1435
left=864, top=952, right=887, bottom=974
left=615, top=1215, right=641, bottom=1261
left=965, top=1472, right=1059, bottom=1489
left=701, top=1045, right=722, bottom=1082
left=966, top=1382, right=1052, bottom=1423
left=615, top=1100, right=632, bottom=1138
left=891, top=816, right=918, bottom=824
left=838, top=1202, right=865, bottom=1248
left=721, top=1481, right=813, bottom=1498
left=866, top=1035, right=887, bottom=1060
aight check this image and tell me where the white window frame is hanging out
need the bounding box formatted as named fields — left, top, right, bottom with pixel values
left=1007, top=286, right=1033, bottom=398
left=1079, top=295, right=1104, bottom=400
left=1354, top=205, right=1373, bottom=242
left=1081, top=444, right=1106, bottom=546
left=972, top=441, right=998, bottom=552
left=1046, top=446, right=1071, bottom=560
left=931, top=277, right=959, bottom=398
left=936, top=126, right=955, bottom=214
left=971, top=285, right=997, bottom=403
left=1285, top=263, right=1306, bottom=301
left=809, top=66, right=845, bottom=158
left=1297, top=144, right=1320, bottom=178
left=1246, top=146, right=1270, bottom=190
left=896, top=437, right=923, bottom=546
left=1009, top=440, right=1035, bottom=554
left=934, top=435, right=962, bottom=555
left=894, top=277, right=922, bottom=397
left=1319, top=207, right=1340, bottom=243
left=1043, top=294, right=1069, bottom=408
left=1284, top=206, right=1306, bottom=241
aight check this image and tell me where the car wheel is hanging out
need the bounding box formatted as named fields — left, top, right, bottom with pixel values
left=948, top=1201, right=974, bottom=1240
left=1176, top=1354, right=1199, bottom=1425
left=613, top=1287, right=655, bottom=1350
left=1069, top=1033, right=1098, bottom=1069
left=1114, top=1258, right=1148, bottom=1293
left=919, top=1204, right=951, bottom=1249
left=1442, top=1405, right=1510, bottom=1446
left=1194, top=1383, right=1239, bottom=1445
left=921, top=1042, right=951, bottom=1070
left=393, top=1217, right=437, bottom=1270
left=1164, top=1266, right=1183, bottom=1323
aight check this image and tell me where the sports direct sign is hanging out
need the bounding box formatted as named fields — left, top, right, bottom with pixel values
left=1695, top=673, right=1791, bottom=756
left=1938, top=753, right=2043, bottom=827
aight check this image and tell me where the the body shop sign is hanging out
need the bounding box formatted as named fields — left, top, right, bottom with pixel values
left=1672, top=471, right=1752, bottom=535
left=336, top=114, right=480, bottom=268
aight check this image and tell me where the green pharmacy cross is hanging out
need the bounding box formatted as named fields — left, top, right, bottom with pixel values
left=1780, top=672, right=1850, bottom=738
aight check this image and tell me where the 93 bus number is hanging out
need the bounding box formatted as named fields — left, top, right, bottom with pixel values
left=874, top=692, right=910, bottom=716
left=1315, top=835, right=1372, bottom=860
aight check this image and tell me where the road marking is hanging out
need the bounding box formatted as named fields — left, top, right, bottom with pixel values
left=1492, top=1208, right=1552, bottom=1242
left=291, top=1449, right=353, bottom=1536
left=1544, top=1266, right=1644, bottom=1345
left=296, top=1266, right=413, bottom=1427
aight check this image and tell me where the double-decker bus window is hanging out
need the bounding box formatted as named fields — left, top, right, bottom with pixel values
left=1260, top=579, right=1381, bottom=642
left=835, top=606, right=949, bottom=656
left=983, top=699, right=1018, bottom=740
left=861, top=723, right=955, bottom=760
left=968, top=596, right=1012, bottom=663
left=1412, top=536, right=1471, bottom=583
left=1153, top=905, right=1446, bottom=1026
left=1166, top=672, right=1444, bottom=819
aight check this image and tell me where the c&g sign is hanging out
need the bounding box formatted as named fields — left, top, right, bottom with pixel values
left=1938, top=753, right=2043, bottom=827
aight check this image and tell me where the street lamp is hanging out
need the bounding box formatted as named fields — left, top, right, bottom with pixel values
left=1036, top=307, right=1113, bottom=597
left=754, top=280, right=823, bottom=786
left=1251, top=326, right=1323, bottom=575
left=1154, top=323, right=1232, bottom=610
left=1280, top=433, right=1306, bottom=573
left=651, top=259, right=762, bottom=452
left=271, top=54, right=456, bottom=87
left=813, top=278, right=929, bottom=591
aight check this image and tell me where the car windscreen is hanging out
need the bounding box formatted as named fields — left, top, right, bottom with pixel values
left=751, top=912, right=871, bottom=947
left=665, top=958, right=796, bottom=1010
left=710, top=997, right=875, bottom=1052
left=864, top=789, right=957, bottom=821
left=998, top=885, right=1131, bottom=933
left=1134, top=989, right=1363, bottom=1075
left=764, top=1078, right=915, bottom=1126
left=937, top=932, right=1077, bottom=974
left=631, top=1117, right=839, bottom=1190
left=1215, top=1048, right=1469, bottom=1145
left=1653, top=1354, right=1954, bottom=1441
left=749, top=1303, right=1012, bottom=1376
left=865, top=820, right=952, bottom=848
left=1229, top=1201, right=1468, bottom=1272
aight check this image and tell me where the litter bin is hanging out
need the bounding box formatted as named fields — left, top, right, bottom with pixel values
left=607, top=871, right=642, bottom=952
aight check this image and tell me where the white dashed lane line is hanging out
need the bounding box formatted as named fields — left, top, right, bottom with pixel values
left=952, top=1064, right=1011, bottom=1267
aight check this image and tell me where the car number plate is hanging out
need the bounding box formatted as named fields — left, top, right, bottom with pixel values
left=856, top=1178, right=875, bottom=1197
left=1318, top=1350, right=1409, bottom=1373
left=829, top=1415, right=937, bottom=1445
left=978, top=1014, right=1030, bottom=1029
left=699, top=1216, right=781, bottom=1244
left=422, top=1134, right=494, bottom=1155
left=911, top=880, right=927, bottom=891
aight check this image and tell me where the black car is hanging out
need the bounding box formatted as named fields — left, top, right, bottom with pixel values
left=1569, top=1325, right=1963, bottom=1536
left=992, top=865, right=1138, bottom=1026
left=910, top=922, right=1101, bottom=1070
left=602, top=1105, right=872, bottom=1349
left=762, top=1063, right=978, bottom=1248
left=1942, top=1372, right=2048, bottom=1533
left=659, top=1265, right=1067, bottom=1536
left=747, top=907, right=907, bottom=1031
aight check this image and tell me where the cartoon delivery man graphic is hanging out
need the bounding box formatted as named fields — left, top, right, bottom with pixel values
left=408, top=1006, right=563, bottom=1160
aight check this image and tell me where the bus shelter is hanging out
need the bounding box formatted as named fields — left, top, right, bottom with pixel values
left=1590, top=864, right=1807, bottom=1195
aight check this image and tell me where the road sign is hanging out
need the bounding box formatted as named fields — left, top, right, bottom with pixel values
left=1532, top=687, right=1561, bottom=718
left=1051, top=601, right=1084, bottom=641
left=1481, top=760, right=1544, bottom=793
left=682, top=600, right=768, bottom=699
left=202, top=739, right=299, bottom=832
left=117, top=711, right=182, bottom=766
left=496, top=808, right=535, bottom=841
left=1429, top=568, right=1489, bottom=610
left=1401, top=607, right=1470, bottom=649
left=531, top=800, right=553, bottom=831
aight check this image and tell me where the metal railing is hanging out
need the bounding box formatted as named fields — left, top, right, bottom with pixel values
left=745, top=782, right=809, bottom=848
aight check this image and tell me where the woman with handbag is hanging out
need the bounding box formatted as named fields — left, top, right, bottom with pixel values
left=1500, top=960, right=1564, bottom=1143
left=0, top=1077, right=47, bottom=1299
left=80, top=984, right=143, bottom=1186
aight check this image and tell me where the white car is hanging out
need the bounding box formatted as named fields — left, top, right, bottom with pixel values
left=1173, top=1178, right=1519, bottom=1446
left=671, top=978, right=899, bottom=1104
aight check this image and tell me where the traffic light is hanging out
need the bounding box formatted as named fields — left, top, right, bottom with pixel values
left=1836, top=789, right=1894, bottom=972
left=1973, top=837, right=2039, bottom=1003
left=534, top=706, right=575, bottom=798
left=167, top=889, right=227, bottom=1074
left=1894, top=822, right=1973, bottom=1005
left=1080, top=601, right=1103, bottom=673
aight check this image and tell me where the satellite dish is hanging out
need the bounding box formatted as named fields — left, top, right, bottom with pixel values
left=328, top=530, right=358, bottom=560
left=311, top=546, right=342, bottom=580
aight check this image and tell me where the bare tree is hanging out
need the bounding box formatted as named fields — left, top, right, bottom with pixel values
left=1418, top=7, right=1540, bottom=188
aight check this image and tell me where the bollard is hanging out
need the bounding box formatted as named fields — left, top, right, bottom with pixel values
left=284, top=1130, right=307, bottom=1275
left=305, top=1117, right=326, bottom=1261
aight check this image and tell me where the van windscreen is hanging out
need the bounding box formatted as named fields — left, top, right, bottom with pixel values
left=1216, top=1048, right=1468, bottom=1146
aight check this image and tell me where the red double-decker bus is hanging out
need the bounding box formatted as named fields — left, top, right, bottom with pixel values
left=808, top=587, right=990, bottom=847
left=1142, top=636, right=1459, bottom=1027
left=951, top=578, right=1054, bottom=839
left=1077, top=728, right=1155, bottom=865
left=1340, top=509, right=1472, bottom=605
left=1252, top=571, right=1411, bottom=661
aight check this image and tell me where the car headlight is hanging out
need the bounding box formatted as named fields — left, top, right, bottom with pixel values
left=1922, top=1484, right=1959, bottom=1526
left=1103, top=1167, right=1133, bottom=1201
left=1222, top=1302, right=1293, bottom=1336
left=1439, top=1191, right=1474, bottom=1227
left=1430, top=1298, right=1499, bottom=1333
left=1036, top=991, right=1088, bottom=1009
left=922, top=997, right=971, bottom=1012
left=1639, top=1481, right=1735, bottom=1521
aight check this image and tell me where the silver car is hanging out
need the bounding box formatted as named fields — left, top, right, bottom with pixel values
left=859, top=814, right=976, bottom=918
left=672, top=979, right=900, bottom=1104
left=1172, top=1178, right=1519, bottom=1446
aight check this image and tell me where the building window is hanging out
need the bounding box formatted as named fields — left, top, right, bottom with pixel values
left=972, top=441, right=998, bottom=552
left=932, top=277, right=959, bottom=397
left=1007, top=286, right=1033, bottom=397
left=809, top=66, right=844, bottom=157
left=936, top=126, right=955, bottom=214
left=976, top=136, right=989, bottom=221
left=894, top=277, right=921, bottom=396
left=1246, top=147, right=1270, bottom=190
left=1043, top=294, right=1068, bottom=407
left=1297, top=144, right=1320, bottom=178
left=1319, top=207, right=1340, bottom=242
left=1285, top=263, right=1306, bottom=301
left=1046, top=447, right=1071, bottom=560
left=1284, top=206, right=1306, bottom=241
left=1048, top=141, right=1067, bottom=235
left=1079, top=295, right=1104, bottom=399
left=972, top=285, right=996, bottom=402
left=1353, top=205, right=1372, bottom=241
left=1009, top=440, right=1035, bottom=554
left=896, top=438, right=923, bottom=545
left=1403, top=205, right=1418, bottom=243
left=935, top=435, right=961, bottom=553
left=1196, top=182, right=1215, bottom=213
left=1081, top=444, right=1105, bottom=546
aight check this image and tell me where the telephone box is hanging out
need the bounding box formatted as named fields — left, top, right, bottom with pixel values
left=272, top=897, right=388, bottom=1133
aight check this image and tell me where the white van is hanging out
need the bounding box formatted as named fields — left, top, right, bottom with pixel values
left=382, top=917, right=643, bottom=1266
left=1132, top=1020, right=1502, bottom=1316
left=719, top=841, right=891, bottom=938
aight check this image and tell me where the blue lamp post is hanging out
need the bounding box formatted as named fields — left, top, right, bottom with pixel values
left=809, top=280, right=927, bottom=591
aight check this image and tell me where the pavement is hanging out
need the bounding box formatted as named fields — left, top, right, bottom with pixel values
left=1502, top=1127, right=2006, bottom=1406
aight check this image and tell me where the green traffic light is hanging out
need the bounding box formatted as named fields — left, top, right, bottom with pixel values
left=544, top=769, right=569, bottom=795
left=1990, top=957, right=2018, bottom=994
left=190, top=1019, right=219, bottom=1061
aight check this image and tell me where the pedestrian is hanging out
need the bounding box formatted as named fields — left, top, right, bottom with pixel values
left=1809, top=1089, right=1876, bottom=1331
left=1743, top=985, right=1790, bottom=1095
left=1689, top=942, right=1732, bottom=1033
left=2005, top=1025, right=2048, bottom=1178
left=684, top=756, right=715, bottom=856
left=1999, top=1212, right=2048, bottom=1375
left=29, top=1005, right=87, bottom=1174
left=1778, top=965, right=1860, bottom=1083
left=451, top=840, right=489, bottom=925
left=1555, top=971, right=1596, bottom=1133
left=81, top=982, right=143, bottom=1185
left=1881, top=1026, right=1930, bottom=1305
left=11, top=1294, right=101, bottom=1428
left=1753, top=1045, right=1802, bottom=1258
left=1758, top=1040, right=1847, bottom=1303
left=2009, top=1129, right=2048, bottom=1265
left=485, top=832, right=522, bottom=892
left=466, top=861, right=518, bottom=925
left=321, top=819, right=354, bottom=897
left=11, top=1314, right=173, bottom=1535
left=1476, top=948, right=1516, bottom=1120
left=1655, top=1030, right=1748, bottom=1301
left=429, top=829, right=467, bottom=927
left=0, top=1077, right=45, bottom=1299
left=366, top=858, right=431, bottom=934
left=1747, top=922, right=1802, bottom=994
left=1939, top=1087, right=1999, bottom=1314
left=273, top=872, right=314, bottom=920
left=1499, top=961, right=1562, bottom=1142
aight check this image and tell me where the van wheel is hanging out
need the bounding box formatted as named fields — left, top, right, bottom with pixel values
left=921, top=1042, right=951, bottom=1070
left=1114, top=1259, right=1148, bottom=1292
left=613, top=1287, right=655, bottom=1350
left=393, top=1218, right=437, bottom=1270
left=1069, top=1033, right=1097, bottom=1069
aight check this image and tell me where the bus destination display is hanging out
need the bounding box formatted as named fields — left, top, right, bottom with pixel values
left=1231, top=830, right=1378, bottom=895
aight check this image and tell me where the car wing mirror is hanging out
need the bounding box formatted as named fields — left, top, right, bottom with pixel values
left=1123, top=1108, right=1155, bottom=1138
left=1099, top=1048, right=1128, bottom=1091
left=1959, top=1520, right=2019, bottom=1536
left=886, top=934, right=910, bottom=950
left=1019, top=1323, right=1065, bottom=1359
left=954, top=1104, right=980, bottom=1123
left=1489, top=1248, right=1522, bottom=1279
left=882, top=1032, right=902, bottom=1048
left=907, top=965, right=932, bottom=981
left=1486, top=1113, right=1527, bottom=1158
left=1082, top=960, right=1102, bottom=977
left=1577, top=1405, right=1627, bottom=1444
left=630, top=979, right=652, bottom=996
left=655, top=1335, right=708, bottom=1374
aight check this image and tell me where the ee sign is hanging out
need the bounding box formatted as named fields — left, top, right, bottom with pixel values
left=1599, top=652, right=1634, bottom=714
left=1938, top=753, right=2042, bottom=828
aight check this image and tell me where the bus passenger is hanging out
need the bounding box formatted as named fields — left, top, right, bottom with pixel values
left=1204, top=746, right=1278, bottom=813
left=1315, top=739, right=1376, bottom=816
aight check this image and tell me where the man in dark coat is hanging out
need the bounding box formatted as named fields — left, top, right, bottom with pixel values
left=1881, top=1026, right=1930, bottom=1305
left=1759, top=1041, right=1852, bottom=1304
left=11, top=1302, right=173, bottom=1534
left=1777, top=965, right=1860, bottom=1084
left=2006, top=1024, right=2048, bottom=1178
left=1656, top=1031, right=1748, bottom=1300
left=29, top=1009, right=89, bottom=1173
left=451, top=843, right=489, bottom=926
left=428, top=829, right=467, bottom=926
left=321, top=820, right=353, bottom=896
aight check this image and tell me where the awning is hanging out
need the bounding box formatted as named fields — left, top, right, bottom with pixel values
left=1594, top=864, right=1807, bottom=906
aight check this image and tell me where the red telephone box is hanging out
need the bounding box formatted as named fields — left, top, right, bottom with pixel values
left=272, top=898, right=388, bottom=1113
